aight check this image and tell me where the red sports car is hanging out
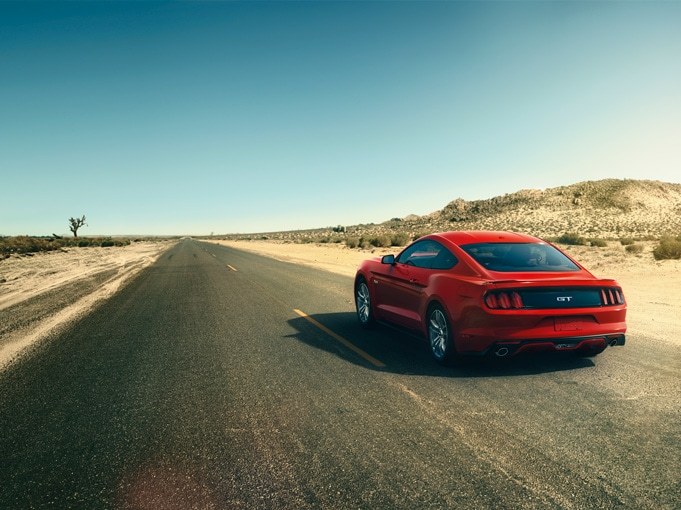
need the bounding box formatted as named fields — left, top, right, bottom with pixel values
left=354, top=231, right=626, bottom=364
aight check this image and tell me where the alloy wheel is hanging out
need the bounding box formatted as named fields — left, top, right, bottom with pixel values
left=356, top=282, right=371, bottom=324
left=429, top=308, right=449, bottom=360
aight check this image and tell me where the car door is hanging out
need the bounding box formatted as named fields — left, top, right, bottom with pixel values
left=372, top=257, right=419, bottom=328
left=373, top=240, right=441, bottom=329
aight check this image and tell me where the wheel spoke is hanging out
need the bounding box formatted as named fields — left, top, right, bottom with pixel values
left=428, top=309, right=449, bottom=359
left=356, top=283, right=371, bottom=323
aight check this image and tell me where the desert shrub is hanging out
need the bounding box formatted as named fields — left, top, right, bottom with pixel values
left=625, top=244, right=643, bottom=254
left=100, top=240, right=115, bottom=247
left=78, top=240, right=91, bottom=247
left=412, top=232, right=428, bottom=241
left=589, top=238, right=607, bottom=248
left=619, top=237, right=635, bottom=246
left=653, top=237, right=681, bottom=260
left=370, top=235, right=392, bottom=248
left=0, top=236, right=64, bottom=255
left=391, top=232, right=410, bottom=246
left=345, top=237, right=360, bottom=249
left=557, top=232, right=586, bottom=246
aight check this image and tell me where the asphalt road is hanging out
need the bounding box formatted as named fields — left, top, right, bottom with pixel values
left=1, top=239, right=679, bottom=509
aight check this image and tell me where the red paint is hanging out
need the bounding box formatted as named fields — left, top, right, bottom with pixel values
left=355, top=231, right=626, bottom=357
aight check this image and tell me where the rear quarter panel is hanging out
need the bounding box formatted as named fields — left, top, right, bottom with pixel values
left=420, top=271, right=486, bottom=336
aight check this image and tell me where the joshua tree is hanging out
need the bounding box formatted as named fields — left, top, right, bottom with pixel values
left=68, top=215, right=87, bottom=237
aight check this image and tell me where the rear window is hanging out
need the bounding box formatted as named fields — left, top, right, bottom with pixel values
left=461, top=243, right=580, bottom=272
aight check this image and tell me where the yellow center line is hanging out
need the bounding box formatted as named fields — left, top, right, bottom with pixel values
left=293, top=309, right=386, bottom=368
left=227, top=264, right=238, bottom=271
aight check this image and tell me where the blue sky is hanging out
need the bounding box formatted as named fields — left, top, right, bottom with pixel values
left=2, top=1, right=680, bottom=236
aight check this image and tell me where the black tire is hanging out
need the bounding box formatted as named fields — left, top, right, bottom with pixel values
left=427, top=304, right=457, bottom=365
left=355, top=278, right=375, bottom=329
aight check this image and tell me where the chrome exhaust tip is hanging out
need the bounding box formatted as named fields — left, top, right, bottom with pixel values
left=494, top=346, right=510, bottom=357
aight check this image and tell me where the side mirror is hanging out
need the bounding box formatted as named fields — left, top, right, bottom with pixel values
left=381, top=254, right=395, bottom=265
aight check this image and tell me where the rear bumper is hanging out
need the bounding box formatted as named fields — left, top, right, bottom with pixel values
left=472, top=334, right=626, bottom=357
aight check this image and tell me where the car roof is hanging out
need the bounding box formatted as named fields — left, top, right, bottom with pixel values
left=430, top=231, right=542, bottom=245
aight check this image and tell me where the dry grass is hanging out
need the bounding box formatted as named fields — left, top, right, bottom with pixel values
left=653, top=236, right=681, bottom=260
left=0, top=236, right=136, bottom=255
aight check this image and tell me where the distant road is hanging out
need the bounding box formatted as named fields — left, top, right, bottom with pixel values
left=1, top=239, right=678, bottom=509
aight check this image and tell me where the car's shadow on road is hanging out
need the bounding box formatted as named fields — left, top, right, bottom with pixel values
left=286, top=312, right=596, bottom=378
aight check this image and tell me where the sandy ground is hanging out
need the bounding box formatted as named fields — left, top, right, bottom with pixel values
left=0, top=241, right=174, bottom=369
left=205, top=239, right=681, bottom=348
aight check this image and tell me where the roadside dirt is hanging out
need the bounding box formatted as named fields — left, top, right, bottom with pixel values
left=0, top=242, right=174, bottom=369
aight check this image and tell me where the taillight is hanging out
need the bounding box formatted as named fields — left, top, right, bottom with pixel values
left=485, top=294, right=498, bottom=308
left=485, top=291, right=524, bottom=310
left=601, top=287, right=625, bottom=306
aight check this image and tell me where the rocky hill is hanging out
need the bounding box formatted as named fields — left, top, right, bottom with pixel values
left=416, top=179, right=681, bottom=239
left=226, top=179, right=681, bottom=242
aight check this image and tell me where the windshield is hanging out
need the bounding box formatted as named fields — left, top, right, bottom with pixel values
left=461, top=242, right=580, bottom=272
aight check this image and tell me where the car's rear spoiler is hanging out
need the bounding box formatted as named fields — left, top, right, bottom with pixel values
left=485, top=278, right=618, bottom=287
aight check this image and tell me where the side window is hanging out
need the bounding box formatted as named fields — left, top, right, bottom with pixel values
left=396, top=241, right=427, bottom=266
left=397, top=240, right=457, bottom=270
left=430, top=244, right=458, bottom=270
